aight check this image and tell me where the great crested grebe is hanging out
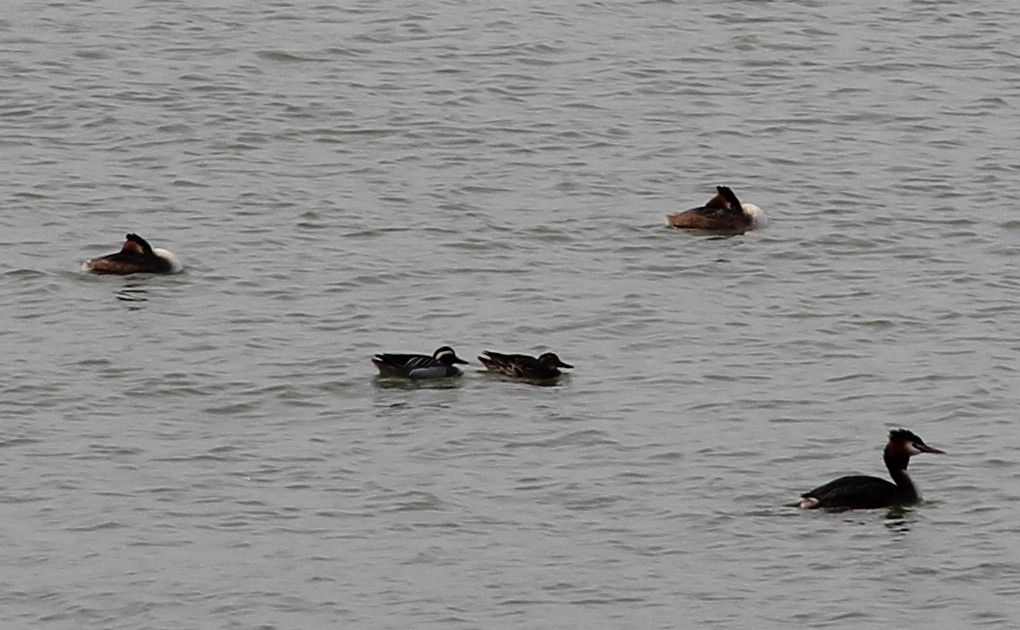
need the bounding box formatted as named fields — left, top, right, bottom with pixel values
left=665, top=186, right=766, bottom=233
left=797, top=429, right=945, bottom=510
left=478, top=350, right=573, bottom=381
left=372, top=346, right=469, bottom=379
left=83, top=233, right=182, bottom=275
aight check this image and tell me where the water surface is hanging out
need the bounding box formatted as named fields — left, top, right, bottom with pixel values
left=3, top=1, right=1020, bottom=628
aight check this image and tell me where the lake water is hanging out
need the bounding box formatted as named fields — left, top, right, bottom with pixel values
left=3, top=1, right=1020, bottom=628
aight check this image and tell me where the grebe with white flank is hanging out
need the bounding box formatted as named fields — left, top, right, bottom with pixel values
left=665, top=186, right=766, bottom=233
left=797, top=429, right=944, bottom=510
left=83, top=233, right=182, bottom=275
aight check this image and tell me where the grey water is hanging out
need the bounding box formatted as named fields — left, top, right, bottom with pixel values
left=3, top=1, right=1020, bottom=628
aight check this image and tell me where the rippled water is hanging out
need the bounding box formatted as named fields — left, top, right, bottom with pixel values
left=3, top=1, right=1020, bottom=628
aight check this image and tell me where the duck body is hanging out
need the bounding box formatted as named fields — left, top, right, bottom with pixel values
left=665, top=186, right=765, bottom=233
left=478, top=351, right=573, bottom=382
left=797, top=429, right=944, bottom=510
left=84, top=233, right=182, bottom=275
left=372, top=346, right=468, bottom=379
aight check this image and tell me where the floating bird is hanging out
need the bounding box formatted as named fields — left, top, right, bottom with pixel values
left=83, top=233, right=182, bottom=275
left=797, top=429, right=944, bottom=510
left=665, top=186, right=766, bottom=232
left=372, top=346, right=468, bottom=379
left=478, top=350, right=573, bottom=382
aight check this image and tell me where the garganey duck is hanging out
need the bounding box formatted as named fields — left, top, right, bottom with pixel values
left=478, top=350, right=573, bottom=382
left=372, top=346, right=468, bottom=379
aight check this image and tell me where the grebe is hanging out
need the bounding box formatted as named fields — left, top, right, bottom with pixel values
left=478, top=351, right=573, bottom=381
left=372, top=346, right=468, bottom=379
left=665, top=186, right=766, bottom=233
left=83, top=233, right=182, bottom=275
left=797, top=429, right=945, bottom=510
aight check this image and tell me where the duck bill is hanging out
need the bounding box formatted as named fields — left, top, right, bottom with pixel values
left=556, top=360, right=573, bottom=369
left=453, top=357, right=469, bottom=365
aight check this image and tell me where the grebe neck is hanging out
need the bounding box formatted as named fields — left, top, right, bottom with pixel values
left=884, top=451, right=918, bottom=503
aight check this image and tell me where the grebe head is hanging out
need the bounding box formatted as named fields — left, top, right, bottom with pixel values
left=433, top=346, right=469, bottom=366
left=887, top=429, right=945, bottom=457
left=742, top=203, right=767, bottom=230
left=121, top=237, right=146, bottom=255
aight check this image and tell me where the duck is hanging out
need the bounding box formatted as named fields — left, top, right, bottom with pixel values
left=665, top=186, right=766, bottom=232
left=372, top=346, right=469, bottom=379
left=83, top=233, right=182, bottom=275
left=478, top=350, right=573, bottom=382
left=796, top=429, right=945, bottom=510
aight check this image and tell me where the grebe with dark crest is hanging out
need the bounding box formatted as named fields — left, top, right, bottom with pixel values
left=372, top=346, right=468, bottom=379
left=83, top=233, right=182, bottom=275
left=478, top=350, right=573, bottom=382
left=797, top=429, right=945, bottom=510
left=665, top=186, right=766, bottom=233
